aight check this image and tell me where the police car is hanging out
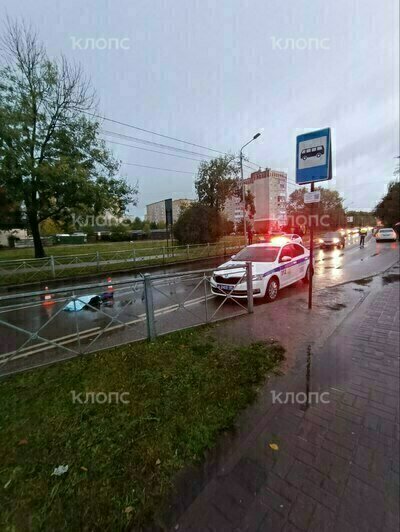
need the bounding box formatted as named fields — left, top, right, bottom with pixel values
left=283, top=233, right=304, bottom=245
left=211, top=240, right=312, bottom=302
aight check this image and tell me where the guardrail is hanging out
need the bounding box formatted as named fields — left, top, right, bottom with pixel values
left=0, top=262, right=254, bottom=376
left=0, top=239, right=245, bottom=286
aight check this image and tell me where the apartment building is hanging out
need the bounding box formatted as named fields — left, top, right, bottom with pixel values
left=146, top=198, right=193, bottom=225
left=244, top=168, right=287, bottom=232
left=223, top=195, right=243, bottom=226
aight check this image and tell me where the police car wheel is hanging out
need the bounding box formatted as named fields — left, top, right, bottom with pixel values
left=265, top=277, right=279, bottom=301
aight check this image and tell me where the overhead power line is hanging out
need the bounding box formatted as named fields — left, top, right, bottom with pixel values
left=101, top=129, right=214, bottom=159
left=104, top=139, right=207, bottom=163
left=84, top=111, right=228, bottom=156
left=121, top=162, right=195, bottom=174
left=89, top=110, right=298, bottom=186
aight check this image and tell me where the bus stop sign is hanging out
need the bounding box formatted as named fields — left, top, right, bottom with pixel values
left=296, top=128, right=332, bottom=185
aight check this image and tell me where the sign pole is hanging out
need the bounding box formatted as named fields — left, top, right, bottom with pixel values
left=308, top=182, right=314, bottom=310
left=295, top=127, right=332, bottom=311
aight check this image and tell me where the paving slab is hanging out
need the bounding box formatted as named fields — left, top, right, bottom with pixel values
left=164, top=265, right=399, bottom=531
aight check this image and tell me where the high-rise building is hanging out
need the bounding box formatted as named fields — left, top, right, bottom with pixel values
left=146, top=199, right=193, bottom=225
left=223, top=195, right=243, bottom=226
left=244, top=168, right=287, bottom=232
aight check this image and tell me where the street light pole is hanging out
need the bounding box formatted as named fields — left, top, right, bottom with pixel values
left=240, top=132, right=261, bottom=244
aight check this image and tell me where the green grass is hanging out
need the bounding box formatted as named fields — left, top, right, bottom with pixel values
left=0, top=236, right=244, bottom=261
left=0, top=327, right=284, bottom=530
left=0, top=240, right=173, bottom=260
left=0, top=239, right=244, bottom=287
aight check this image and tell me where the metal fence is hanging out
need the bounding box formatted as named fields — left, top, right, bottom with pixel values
left=0, top=240, right=245, bottom=286
left=0, top=263, right=254, bottom=376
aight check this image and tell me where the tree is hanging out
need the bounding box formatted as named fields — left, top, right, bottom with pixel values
left=195, top=155, right=254, bottom=213
left=173, top=203, right=222, bottom=244
left=39, top=218, right=66, bottom=236
left=373, top=181, right=400, bottom=227
left=131, top=216, right=144, bottom=230
left=286, top=187, right=346, bottom=229
left=0, top=187, right=24, bottom=229
left=142, top=222, right=151, bottom=238
left=345, top=210, right=376, bottom=227
left=109, top=223, right=129, bottom=241
left=0, top=20, right=136, bottom=257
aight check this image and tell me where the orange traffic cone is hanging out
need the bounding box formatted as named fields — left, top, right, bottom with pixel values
left=107, top=277, right=114, bottom=292
left=42, top=286, right=55, bottom=306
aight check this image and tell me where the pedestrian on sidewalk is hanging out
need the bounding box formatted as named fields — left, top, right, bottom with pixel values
left=247, top=227, right=253, bottom=245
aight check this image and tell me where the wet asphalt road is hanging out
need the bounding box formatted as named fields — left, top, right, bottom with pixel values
left=0, top=233, right=398, bottom=373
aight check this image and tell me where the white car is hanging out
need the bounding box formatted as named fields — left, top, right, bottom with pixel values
left=375, top=228, right=397, bottom=242
left=211, top=242, right=312, bottom=302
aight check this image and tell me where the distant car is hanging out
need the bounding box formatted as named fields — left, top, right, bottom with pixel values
left=375, top=228, right=397, bottom=242
left=318, top=232, right=345, bottom=249
left=211, top=242, right=312, bottom=302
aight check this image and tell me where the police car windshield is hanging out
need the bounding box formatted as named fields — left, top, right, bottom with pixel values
left=234, top=246, right=280, bottom=262
left=324, top=232, right=340, bottom=238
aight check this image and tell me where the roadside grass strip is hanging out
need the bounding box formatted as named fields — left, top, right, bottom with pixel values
left=0, top=326, right=284, bottom=530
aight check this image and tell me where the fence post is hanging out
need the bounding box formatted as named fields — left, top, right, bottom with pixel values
left=207, top=243, right=210, bottom=257
left=50, top=256, right=56, bottom=278
left=72, top=292, right=83, bottom=354
left=96, top=251, right=100, bottom=272
left=203, top=275, right=209, bottom=323
left=186, top=244, right=190, bottom=259
left=143, top=273, right=156, bottom=340
left=246, top=261, right=254, bottom=314
left=162, top=247, right=165, bottom=264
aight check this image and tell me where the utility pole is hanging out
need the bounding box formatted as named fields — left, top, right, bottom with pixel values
left=240, top=133, right=261, bottom=244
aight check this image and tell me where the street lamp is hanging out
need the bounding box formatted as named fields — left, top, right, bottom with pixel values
left=240, top=132, right=261, bottom=243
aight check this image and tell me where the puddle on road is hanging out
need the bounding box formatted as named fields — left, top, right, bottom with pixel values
left=325, top=303, right=347, bottom=311
left=382, top=274, right=400, bottom=285
left=353, top=277, right=373, bottom=286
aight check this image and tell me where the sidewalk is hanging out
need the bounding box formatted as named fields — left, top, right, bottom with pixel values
left=167, top=266, right=400, bottom=531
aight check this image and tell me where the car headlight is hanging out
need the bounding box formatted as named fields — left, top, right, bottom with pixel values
left=318, top=238, right=324, bottom=243
left=333, top=238, right=339, bottom=243
left=252, top=274, right=264, bottom=281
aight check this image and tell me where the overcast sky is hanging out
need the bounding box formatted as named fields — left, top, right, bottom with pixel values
left=1, top=0, right=399, bottom=216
